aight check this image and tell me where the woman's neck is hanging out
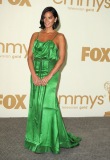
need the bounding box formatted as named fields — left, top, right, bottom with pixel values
left=43, top=28, right=55, bottom=33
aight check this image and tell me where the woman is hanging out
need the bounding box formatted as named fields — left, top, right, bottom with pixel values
left=24, top=6, right=81, bottom=154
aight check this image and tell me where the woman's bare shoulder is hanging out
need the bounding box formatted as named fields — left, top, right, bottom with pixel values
left=31, top=32, right=39, bottom=40
left=57, top=32, right=65, bottom=40
left=56, top=32, right=66, bottom=43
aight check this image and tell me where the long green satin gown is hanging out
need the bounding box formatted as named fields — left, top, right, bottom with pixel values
left=24, top=32, right=81, bottom=154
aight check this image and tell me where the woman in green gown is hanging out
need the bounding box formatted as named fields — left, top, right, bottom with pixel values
left=24, top=6, right=81, bottom=154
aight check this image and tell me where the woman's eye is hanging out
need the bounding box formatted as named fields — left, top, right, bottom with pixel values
left=49, top=17, right=52, bottom=19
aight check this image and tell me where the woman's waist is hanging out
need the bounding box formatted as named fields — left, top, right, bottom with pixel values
left=34, top=59, right=57, bottom=71
left=34, top=57, right=48, bottom=61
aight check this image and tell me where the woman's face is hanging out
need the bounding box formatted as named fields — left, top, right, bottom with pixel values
left=43, top=11, right=57, bottom=29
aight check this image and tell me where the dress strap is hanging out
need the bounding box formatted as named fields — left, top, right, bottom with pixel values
left=52, top=32, right=58, bottom=41
left=36, top=32, right=40, bottom=40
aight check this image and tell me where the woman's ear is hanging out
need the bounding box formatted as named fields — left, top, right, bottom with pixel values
left=55, top=17, right=57, bottom=22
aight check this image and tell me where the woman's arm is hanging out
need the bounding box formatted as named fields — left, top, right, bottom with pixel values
left=41, top=33, right=66, bottom=86
left=27, top=32, right=41, bottom=86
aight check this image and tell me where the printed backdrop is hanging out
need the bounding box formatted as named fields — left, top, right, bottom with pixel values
left=0, top=0, right=110, bottom=117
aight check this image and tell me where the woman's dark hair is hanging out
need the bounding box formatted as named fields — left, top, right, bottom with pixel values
left=39, top=6, right=59, bottom=29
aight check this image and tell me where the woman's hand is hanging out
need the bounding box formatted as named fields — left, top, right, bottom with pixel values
left=41, top=74, right=52, bottom=86
left=32, top=75, right=41, bottom=86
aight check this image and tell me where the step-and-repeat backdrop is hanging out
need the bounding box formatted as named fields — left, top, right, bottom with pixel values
left=0, top=0, right=110, bottom=117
